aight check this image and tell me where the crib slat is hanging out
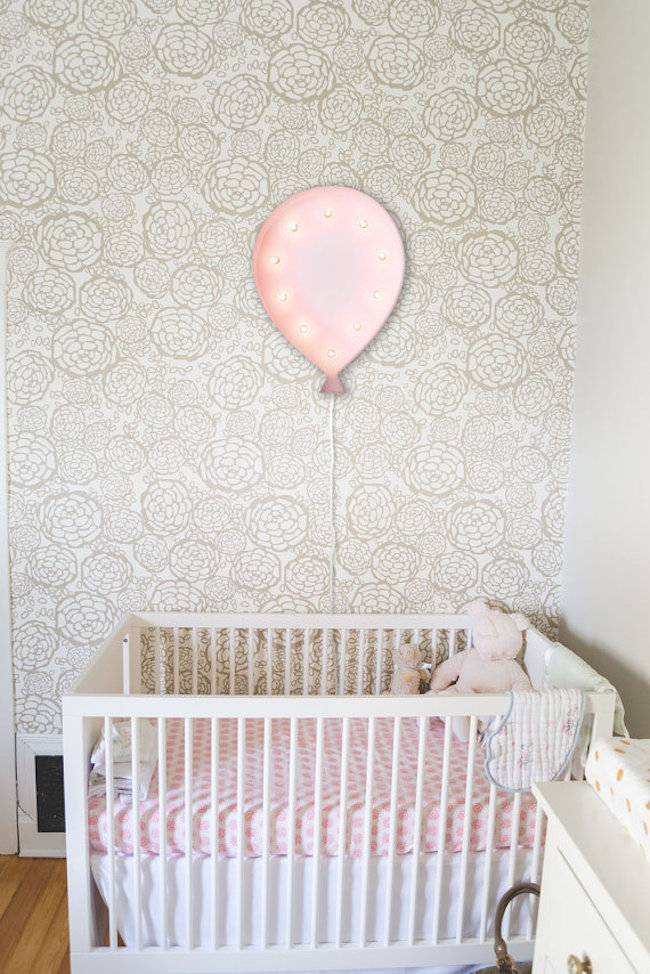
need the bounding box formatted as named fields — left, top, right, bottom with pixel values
left=155, top=626, right=162, bottom=694
left=508, top=790, right=523, bottom=884
left=158, top=717, right=167, bottom=950
left=320, top=629, right=328, bottom=695
left=286, top=716, right=297, bottom=948
left=359, top=716, right=376, bottom=947
left=122, top=636, right=130, bottom=694
left=210, top=716, right=219, bottom=950
left=266, top=628, right=273, bottom=695
left=335, top=716, right=350, bottom=947
left=191, top=628, right=198, bottom=695
left=432, top=719, right=452, bottom=944
left=456, top=715, right=478, bottom=942
left=527, top=801, right=545, bottom=938
left=357, top=630, right=366, bottom=696
left=339, top=628, right=347, bottom=695
left=408, top=715, right=427, bottom=945
left=185, top=716, right=193, bottom=950
left=375, top=630, right=383, bottom=693
left=479, top=782, right=497, bottom=942
left=302, top=629, right=310, bottom=695
left=448, top=628, right=457, bottom=658
left=261, top=716, right=271, bottom=949
left=384, top=715, right=402, bottom=945
left=131, top=717, right=142, bottom=950
left=412, top=629, right=420, bottom=675
left=229, top=628, right=236, bottom=696
left=284, top=627, right=291, bottom=695
left=210, top=629, right=217, bottom=695
left=310, top=716, right=325, bottom=948
left=237, top=716, right=245, bottom=949
left=503, top=790, right=522, bottom=943
left=173, top=627, right=180, bottom=695
left=531, top=798, right=545, bottom=882
left=104, top=715, right=117, bottom=950
left=429, top=628, right=438, bottom=681
left=247, top=629, right=254, bottom=695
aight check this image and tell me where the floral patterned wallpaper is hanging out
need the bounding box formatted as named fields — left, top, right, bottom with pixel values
left=1, top=0, right=589, bottom=733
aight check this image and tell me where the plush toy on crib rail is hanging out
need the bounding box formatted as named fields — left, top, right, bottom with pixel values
left=385, top=644, right=429, bottom=695
left=427, top=600, right=532, bottom=740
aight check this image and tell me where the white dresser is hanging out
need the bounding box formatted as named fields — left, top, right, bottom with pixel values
left=532, top=781, right=650, bottom=973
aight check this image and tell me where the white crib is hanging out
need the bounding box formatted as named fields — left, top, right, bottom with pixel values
left=63, top=612, right=616, bottom=973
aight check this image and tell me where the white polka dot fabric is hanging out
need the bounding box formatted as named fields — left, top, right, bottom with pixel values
left=585, top=737, right=650, bottom=858
left=88, top=717, right=537, bottom=858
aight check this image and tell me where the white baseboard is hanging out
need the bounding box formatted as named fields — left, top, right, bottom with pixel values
left=18, top=807, right=66, bottom=857
left=16, top=733, right=66, bottom=858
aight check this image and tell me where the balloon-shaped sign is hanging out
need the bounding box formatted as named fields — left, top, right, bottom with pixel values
left=253, top=186, right=405, bottom=394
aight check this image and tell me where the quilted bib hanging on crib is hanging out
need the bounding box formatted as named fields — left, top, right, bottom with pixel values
left=484, top=688, right=586, bottom=792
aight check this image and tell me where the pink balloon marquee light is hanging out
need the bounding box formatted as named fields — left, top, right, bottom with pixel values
left=253, top=186, right=405, bottom=394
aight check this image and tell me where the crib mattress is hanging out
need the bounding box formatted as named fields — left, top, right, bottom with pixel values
left=88, top=716, right=537, bottom=858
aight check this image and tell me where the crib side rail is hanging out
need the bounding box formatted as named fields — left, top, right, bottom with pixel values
left=68, top=614, right=592, bottom=705
left=129, top=611, right=474, bottom=630
left=117, top=614, right=476, bottom=698
left=63, top=687, right=613, bottom=966
left=62, top=699, right=510, bottom=963
left=70, top=613, right=560, bottom=701
left=69, top=613, right=480, bottom=700
left=62, top=688, right=611, bottom=720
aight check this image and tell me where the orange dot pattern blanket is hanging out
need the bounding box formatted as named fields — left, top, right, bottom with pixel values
left=585, top=737, right=650, bottom=857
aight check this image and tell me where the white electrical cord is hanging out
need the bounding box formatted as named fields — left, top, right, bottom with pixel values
left=327, top=394, right=340, bottom=695
left=328, top=394, right=336, bottom=616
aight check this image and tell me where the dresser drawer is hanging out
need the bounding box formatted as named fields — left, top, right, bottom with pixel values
left=534, top=845, right=636, bottom=974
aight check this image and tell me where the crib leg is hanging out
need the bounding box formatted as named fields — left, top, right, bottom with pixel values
left=63, top=710, right=99, bottom=956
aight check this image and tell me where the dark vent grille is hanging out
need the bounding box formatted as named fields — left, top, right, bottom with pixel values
left=35, top=755, right=65, bottom=833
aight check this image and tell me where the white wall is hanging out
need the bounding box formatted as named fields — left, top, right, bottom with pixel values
left=560, top=0, right=650, bottom=737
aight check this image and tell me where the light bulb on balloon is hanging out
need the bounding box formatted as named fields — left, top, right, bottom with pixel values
left=253, top=186, right=405, bottom=395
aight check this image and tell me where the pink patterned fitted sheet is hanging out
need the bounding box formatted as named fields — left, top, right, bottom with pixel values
left=88, top=717, right=538, bottom=858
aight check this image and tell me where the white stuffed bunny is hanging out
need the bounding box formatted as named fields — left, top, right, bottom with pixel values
left=427, top=600, right=532, bottom=739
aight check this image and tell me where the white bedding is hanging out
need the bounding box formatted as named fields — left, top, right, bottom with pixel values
left=91, top=847, right=537, bottom=953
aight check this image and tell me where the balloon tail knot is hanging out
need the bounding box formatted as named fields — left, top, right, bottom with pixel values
left=321, top=373, right=346, bottom=395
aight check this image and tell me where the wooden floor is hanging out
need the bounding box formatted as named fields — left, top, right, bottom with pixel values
left=0, top=856, right=69, bottom=973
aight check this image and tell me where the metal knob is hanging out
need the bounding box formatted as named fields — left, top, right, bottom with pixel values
left=567, top=955, right=592, bottom=974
